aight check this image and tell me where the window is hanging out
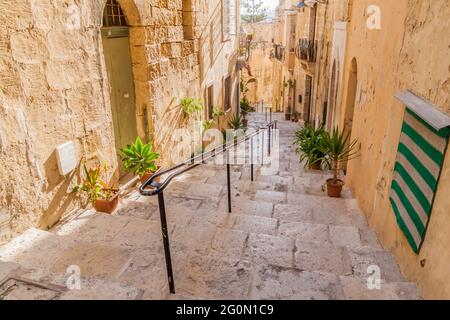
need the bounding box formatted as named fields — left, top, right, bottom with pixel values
left=222, top=0, right=236, bottom=40
left=224, top=75, right=232, bottom=112
left=103, top=0, right=127, bottom=27
left=206, top=84, right=214, bottom=119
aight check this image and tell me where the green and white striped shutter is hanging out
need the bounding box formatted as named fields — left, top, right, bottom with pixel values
left=390, top=93, right=450, bottom=253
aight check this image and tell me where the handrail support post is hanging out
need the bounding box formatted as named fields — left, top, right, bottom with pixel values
left=158, top=192, right=175, bottom=294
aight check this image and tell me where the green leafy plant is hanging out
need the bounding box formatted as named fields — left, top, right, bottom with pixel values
left=179, top=97, right=204, bottom=119
left=74, top=162, right=116, bottom=204
left=212, top=107, right=224, bottom=129
left=240, top=98, right=254, bottom=117
left=294, top=125, right=327, bottom=169
left=203, top=119, right=214, bottom=131
left=317, top=127, right=360, bottom=180
left=228, top=113, right=244, bottom=130
left=120, top=137, right=160, bottom=177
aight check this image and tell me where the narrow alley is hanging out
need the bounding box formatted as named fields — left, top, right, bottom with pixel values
left=0, top=113, right=420, bottom=300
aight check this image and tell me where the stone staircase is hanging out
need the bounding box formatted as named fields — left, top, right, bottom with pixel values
left=0, top=114, right=421, bottom=300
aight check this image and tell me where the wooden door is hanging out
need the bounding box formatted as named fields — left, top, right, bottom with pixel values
left=102, top=27, right=137, bottom=177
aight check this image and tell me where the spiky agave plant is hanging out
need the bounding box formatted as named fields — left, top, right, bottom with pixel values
left=317, top=127, right=360, bottom=181
left=119, top=137, right=160, bottom=177
left=228, top=113, right=244, bottom=130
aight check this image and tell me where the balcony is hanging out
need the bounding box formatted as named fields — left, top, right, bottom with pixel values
left=270, top=44, right=285, bottom=62
left=288, top=51, right=296, bottom=71
left=295, top=38, right=317, bottom=74
left=295, top=38, right=318, bottom=63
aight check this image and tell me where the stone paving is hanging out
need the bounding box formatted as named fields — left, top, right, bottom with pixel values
left=0, top=113, right=421, bottom=300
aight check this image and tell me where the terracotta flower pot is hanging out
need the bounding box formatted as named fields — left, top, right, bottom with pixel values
left=310, top=162, right=321, bottom=171
left=326, top=178, right=345, bottom=198
left=140, top=168, right=160, bottom=185
left=93, top=192, right=119, bottom=214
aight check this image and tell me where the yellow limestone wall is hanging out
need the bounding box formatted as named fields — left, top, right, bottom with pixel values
left=0, top=0, right=240, bottom=242
left=340, top=0, right=450, bottom=299
left=242, top=22, right=275, bottom=105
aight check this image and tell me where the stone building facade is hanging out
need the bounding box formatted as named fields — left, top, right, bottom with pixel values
left=338, top=0, right=450, bottom=299
left=241, top=21, right=274, bottom=106
left=0, top=0, right=241, bottom=242
left=275, top=0, right=450, bottom=298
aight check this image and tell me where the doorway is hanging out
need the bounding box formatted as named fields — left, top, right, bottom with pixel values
left=304, top=75, right=313, bottom=123
left=101, top=0, right=137, bottom=178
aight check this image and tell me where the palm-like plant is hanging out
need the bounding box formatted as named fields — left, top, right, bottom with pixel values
left=212, top=107, right=224, bottom=129
left=317, top=127, right=360, bottom=181
left=120, top=137, right=160, bottom=177
left=294, top=125, right=327, bottom=169
left=228, top=113, right=244, bottom=130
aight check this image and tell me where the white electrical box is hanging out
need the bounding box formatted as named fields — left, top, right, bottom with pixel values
left=55, top=141, right=77, bottom=176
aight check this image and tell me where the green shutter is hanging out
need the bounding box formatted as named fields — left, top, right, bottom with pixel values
left=390, top=109, right=449, bottom=253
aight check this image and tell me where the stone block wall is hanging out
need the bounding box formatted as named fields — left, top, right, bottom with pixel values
left=0, top=0, right=240, bottom=241
left=338, top=0, right=450, bottom=298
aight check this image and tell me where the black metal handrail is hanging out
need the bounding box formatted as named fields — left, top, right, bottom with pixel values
left=139, top=120, right=278, bottom=294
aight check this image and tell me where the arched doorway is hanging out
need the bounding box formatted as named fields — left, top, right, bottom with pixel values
left=101, top=0, right=138, bottom=178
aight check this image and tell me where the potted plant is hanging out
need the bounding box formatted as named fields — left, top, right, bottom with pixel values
left=202, top=119, right=215, bottom=151
left=212, top=107, right=224, bottom=130
left=74, top=162, right=119, bottom=214
left=292, top=111, right=300, bottom=123
left=120, top=137, right=160, bottom=184
left=179, top=97, right=204, bottom=121
left=240, top=98, right=252, bottom=127
left=285, top=105, right=292, bottom=121
left=228, top=114, right=244, bottom=145
left=294, top=125, right=327, bottom=170
left=318, top=127, right=360, bottom=198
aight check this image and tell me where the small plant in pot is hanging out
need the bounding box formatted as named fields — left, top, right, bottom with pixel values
left=240, top=98, right=252, bottom=127
left=120, top=137, right=160, bottom=184
left=318, top=127, right=360, bottom=198
left=294, top=125, right=327, bottom=170
left=212, top=107, right=224, bottom=130
left=228, top=113, right=244, bottom=145
left=179, top=97, right=204, bottom=121
left=74, top=162, right=119, bottom=214
left=285, top=105, right=292, bottom=121
left=292, top=111, right=300, bottom=123
left=202, top=119, right=215, bottom=151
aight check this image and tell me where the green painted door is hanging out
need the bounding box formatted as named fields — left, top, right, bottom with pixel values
left=102, top=27, right=137, bottom=177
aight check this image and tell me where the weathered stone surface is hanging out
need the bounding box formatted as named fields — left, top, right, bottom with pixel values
left=59, top=278, right=142, bottom=300
left=251, top=266, right=343, bottom=300
left=254, top=190, right=286, bottom=204
left=51, top=242, right=132, bottom=280
left=226, top=215, right=278, bottom=236
left=0, top=279, right=60, bottom=300
left=339, top=276, right=402, bottom=300
left=295, top=241, right=352, bottom=275
left=244, top=233, right=294, bottom=268
left=274, top=204, right=312, bottom=222
left=210, top=228, right=248, bottom=260
left=279, top=221, right=329, bottom=243
left=329, top=225, right=362, bottom=249
left=177, top=256, right=253, bottom=299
